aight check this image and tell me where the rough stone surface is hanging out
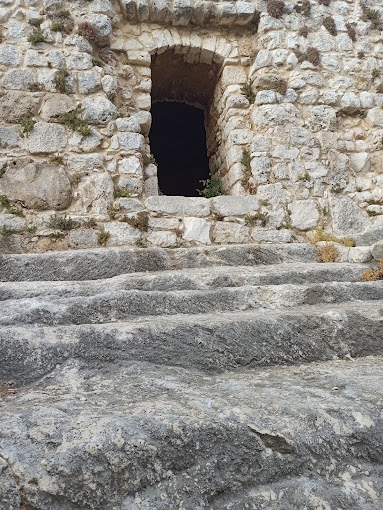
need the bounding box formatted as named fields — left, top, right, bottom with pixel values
left=29, top=123, right=67, bottom=153
left=82, top=95, right=117, bottom=124
left=0, top=91, right=40, bottom=123
left=183, top=216, right=211, bottom=243
left=146, top=196, right=211, bottom=217
left=330, top=194, right=370, bottom=235
left=213, top=221, right=249, bottom=243
left=212, top=196, right=258, bottom=216
left=40, top=94, right=76, bottom=121
left=290, top=200, right=320, bottom=230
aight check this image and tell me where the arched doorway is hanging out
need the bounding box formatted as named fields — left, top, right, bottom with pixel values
left=149, top=48, right=222, bottom=197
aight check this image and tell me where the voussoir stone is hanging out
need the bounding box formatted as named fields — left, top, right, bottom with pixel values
left=145, top=196, right=211, bottom=216
left=0, top=160, right=72, bottom=210
left=29, top=123, right=67, bottom=153
left=212, top=196, right=259, bottom=216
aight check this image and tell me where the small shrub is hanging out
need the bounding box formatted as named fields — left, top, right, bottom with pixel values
left=57, top=8, right=71, bottom=18
left=78, top=21, right=97, bottom=42
left=317, top=243, right=338, bottom=263
left=33, top=202, right=44, bottom=211
left=0, top=163, right=6, bottom=178
left=142, top=153, right=157, bottom=166
left=48, top=214, right=77, bottom=231
left=135, top=237, right=148, bottom=247
left=323, top=16, right=337, bottom=36
left=54, top=69, right=70, bottom=93
left=49, top=155, right=65, bottom=166
left=305, top=46, right=320, bottom=66
left=377, top=82, right=383, bottom=93
left=313, top=228, right=354, bottom=247
left=267, top=0, right=285, bottom=18
left=361, top=5, right=381, bottom=26
left=345, top=22, right=356, bottom=41
left=107, top=204, right=121, bottom=219
left=97, top=231, right=110, bottom=246
left=50, top=21, right=65, bottom=32
left=27, top=27, right=46, bottom=44
left=245, top=212, right=268, bottom=228
left=299, top=26, right=309, bottom=37
left=28, top=82, right=43, bottom=92
left=362, top=260, right=383, bottom=281
left=240, top=79, right=255, bottom=104
left=358, top=51, right=365, bottom=59
left=82, top=218, right=98, bottom=228
left=1, top=225, right=13, bottom=236
left=197, top=174, right=224, bottom=198
left=301, top=0, right=311, bottom=15
left=372, top=68, right=381, bottom=79
left=57, top=107, right=91, bottom=136
left=124, top=212, right=149, bottom=232
left=27, top=225, right=37, bottom=234
left=0, top=195, right=24, bottom=217
left=114, top=187, right=134, bottom=198
left=241, top=149, right=252, bottom=186
left=19, top=117, right=36, bottom=136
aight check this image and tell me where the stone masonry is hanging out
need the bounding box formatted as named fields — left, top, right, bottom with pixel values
left=1, top=0, right=383, bottom=252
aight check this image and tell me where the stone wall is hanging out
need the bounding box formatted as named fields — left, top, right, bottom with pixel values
left=1, top=0, right=383, bottom=252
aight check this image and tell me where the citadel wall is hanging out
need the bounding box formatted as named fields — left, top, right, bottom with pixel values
left=0, top=0, right=383, bottom=251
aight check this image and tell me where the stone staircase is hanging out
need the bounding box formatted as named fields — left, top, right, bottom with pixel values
left=1, top=244, right=383, bottom=509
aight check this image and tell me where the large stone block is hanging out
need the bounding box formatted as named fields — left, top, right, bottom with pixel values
left=145, top=196, right=211, bottom=216
left=252, top=104, right=300, bottom=128
left=213, top=221, right=249, bottom=243
left=330, top=194, right=370, bottom=236
left=290, top=200, right=319, bottom=230
left=0, top=127, right=23, bottom=148
left=2, top=69, right=35, bottom=90
left=0, top=91, right=40, bottom=123
left=251, top=228, right=293, bottom=243
left=29, top=123, right=67, bottom=153
left=40, top=94, right=76, bottom=121
left=0, top=45, right=20, bottom=66
left=77, top=174, right=114, bottom=214
left=104, top=222, right=141, bottom=245
left=118, top=132, right=145, bottom=151
left=147, top=230, right=177, bottom=247
left=82, top=96, right=117, bottom=124
left=0, top=214, right=26, bottom=232
left=212, top=196, right=259, bottom=216
left=183, top=217, right=211, bottom=243
left=0, top=160, right=72, bottom=210
left=67, top=154, right=105, bottom=172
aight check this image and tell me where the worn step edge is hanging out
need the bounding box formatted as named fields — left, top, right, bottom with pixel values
left=0, top=262, right=368, bottom=301
left=1, top=281, right=382, bottom=326
left=0, top=244, right=317, bottom=282
left=1, top=300, right=382, bottom=384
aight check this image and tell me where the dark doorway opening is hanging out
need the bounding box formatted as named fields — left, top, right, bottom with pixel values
left=149, top=102, right=210, bottom=197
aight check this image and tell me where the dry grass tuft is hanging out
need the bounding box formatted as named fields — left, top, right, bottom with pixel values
left=362, top=259, right=383, bottom=281
left=317, top=243, right=338, bottom=263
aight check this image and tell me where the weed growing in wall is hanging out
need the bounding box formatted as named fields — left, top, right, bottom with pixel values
left=240, top=79, right=255, bottom=104
left=57, top=108, right=91, bottom=136
left=48, top=214, right=77, bottom=231
left=97, top=231, right=110, bottom=246
left=362, top=259, right=383, bottom=281
left=114, top=187, right=134, bottom=198
left=0, top=163, right=7, bottom=178
left=78, top=21, right=97, bottom=42
left=123, top=212, right=149, bottom=232
left=50, top=21, right=66, bottom=32
left=317, top=243, right=338, bottom=262
left=19, top=117, right=36, bottom=137
left=372, top=68, right=381, bottom=79
left=54, top=69, right=70, bottom=93
left=267, top=0, right=284, bottom=18
left=142, top=153, right=157, bottom=166
left=0, top=195, right=24, bottom=217
left=27, top=27, right=46, bottom=44
left=345, top=23, right=356, bottom=41
left=197, top=174, right=224, bottom=198
left=313, top=228, right=354, bottom=247
left=241, top=149, right=252, bottom=187
left=323, top=16, right=337, bottom=36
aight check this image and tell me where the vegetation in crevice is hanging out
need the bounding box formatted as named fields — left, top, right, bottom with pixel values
left=362, top=259, right=383, bottom=281
left=27, top=27, right=46, bottom=44
left=48, top=214, right=77, bottom=231
left=57, top=107, right=91, bottom=136
left=197, top=174, right=224, bottom=198
left=240, top=79, right=255, bottom=104
left=97, top=231, right=110, bottom=246
left=123, top=212, right=149, bottom=232
left=317, top=243, right=338, bottom=263
left=19, top=117, right=36, bottom=137
left=53, top=69, right=71, bottom=94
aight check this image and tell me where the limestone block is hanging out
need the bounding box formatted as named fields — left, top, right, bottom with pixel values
left=144, top=176, right=159, bottom=196
left=251, top=228, right=293, bottom=243
left=136, top=0, right=150, bottom=21
left=0, top=91, right=40, bottom=123
left=68, top=229, right=99, bottom=249
left=135, top=92, right=151, bottom=110
left=227, top=129, right=253, bottom=147
left=221, top=66, right=247, bottom=87
left=67, top=53, right=93, bottom=70
left=77, top=174, right=114, bottom=214
left=0, top=161, right=72, bottom=210
left=272, top=146, right=299, bottom=160
left=252, top=136, right=271, bottom=152
left=183, top=217, right=211, bottom=243
left=40, top=94, right=76, bottom=121
left=341, top=92, right=360, bottom=113
left=104, top=222, right=141, bottom=245
left=78, top=70, right=101, bottom=94
left=118, top=198, right=145, bottom=212
left=0, top=127, right=23, bottom=148
left=118, top=156, right=143, bottom=175
left=82, top=96, right=117, bottom=124
left=303, top=71, right=325, bottom=88
left=101, top=75, right=118, bottom=96
left=146, top=196, right=210, bottom=217
left=127, top=50, right=151, bottom=66
left=272, top=49, right=289, bottom=66
left=25, top=50, right=48, bottom=67
left=8, top=21, right=33, bottom=41
left=255, top=90, right=276, bottom=105
left=133, top=111, right=151, bottom=134
left=2, top=69, right=35, bottom=90
left=256, top=183, right=290, bottom=205
left=321, top=54, right=340, bottom=72
left=212, top=196, right=259, bottom=216
left=313, top=32, right=335, bottom=51
left=116, top=117, right=141, bottom=132
left=149, top=217, right=181, bottom=229
left=308, top=106, right=337, bottom=132
left=118, top=132, right=145, bottom=151
left=337, top=33, right=353, bottom=51
left=69, top=129, right=102, bottom=152
left=117, top=175, right=143, bottom=194
left=252, top=104, right=300, bottom=128
left=218, top=3, right=236, bottom=25
left=150, top=0, right=172, bottom=24
left=251, top=156, right=271, bottom=183
left=372, top=240, right=383, bottom=261
left=29, top=123, right=67, bottom=154
left=367, top=108, right=383, bottom=127
left=281, top=89, right=298, bottom=103
left=64, top=35, right=93, bottom=53
left=298, top=90, right=318, bottom=105
left=213, top=222, right=249, bottom=243
left=321, top=91, right=338, bottom=106
left=330, top=194, right=370, bottom=235
left=290, top=128, right=310, bottom=146
left=90, top=14, right=112, bottom=37
left=226, top=96, right=250, bottom=109
left=360, top=92, right=373, bottom=109
left=250, top=49, right=272, bottom=71
left=67, top=154, right=105, bottom=172
left=349, top=153, right=371, bottom=174
left=0, top=46, right=20, bottom=66
left=148, top=230, right=177, bottom=247
left=0, top=7, right=11, bottom=23
left=290, top=200, right=319, bottom=230
left=258, top=15, right=283, bottom=32
left=0, top=214, right=26, bottom=232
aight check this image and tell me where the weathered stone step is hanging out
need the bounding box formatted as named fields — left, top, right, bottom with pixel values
left=1, top=301, right=382, bottom=385
left=1, top=356, right=382, bottom=509
left=0, top=244, right=316, bottom=282
left=0, top=262, right=368, bottom=300
left=1, top=280, right=382, bottom=326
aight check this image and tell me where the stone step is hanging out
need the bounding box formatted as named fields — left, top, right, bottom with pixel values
left=1, top=300, right=382, bottom=385
left=0, top=243, right=316, bottom=282
left=1, top=356, right=382, bottom=509
left=0, top=262, right=368, bottom=300
left=1, top=280, right=381, bottom=327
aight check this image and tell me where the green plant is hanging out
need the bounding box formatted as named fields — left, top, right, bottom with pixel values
left=48, top=214, right=77, bottom=231
left=114, top=187, right=134, bottom=198
left=372, top=68, right=381, bottom=79
left=19, top=117, right=36, bottom=137
left=317, top=243, right=338, bottom=263
left=57, top=107, right=91, bottom=136
left=240, top=79, right=255, bottom=104
left=358, top=51, right=365, bottom=59
left=361, top=4, right=381, bottom=26
left=27, top=225, right=37, bottom=234
left=50, top=231, right=65, bottom=240
left=1, top=225, right=13, bottom=236
left=0, top=195, right=24, bottom=217
left=83, top=218, right=97, bottom=228
left=97, top=230, right=110, bottom=246
left=313, top=228, right=354, bottom=247
left=92, top=57, right=104, bottom=67
left=57, top=8, right=71, bottom=18
left=53, top=69, right=70, bottom=93
left=33, top=202, right=44, bottom=211
left=322, top=207, right=328, bottom=215
left=135, top=237, right=148, bottom=247
left=107, top=204, right=120, bottom=219
left=197, top=174, right=224, bottom=198
left=27, top=27, right=46, bottom=44
left=323, top=16, right=337, bottom=36
left=362, top=259, right=383, bottom=281
left=123, top=212, right=149, bottom=232
left=50, top=21, right=65, bottom=32
left=267, top=0, right=284, bottom=18
left=142, top=153, right=158, bottom=166
left=245, top=211, right=268, bottom=228
left=301, top=0, right=311, bottom=15
left=241, top=149, right=252, bottom=186
left=345, top=22, right=356, bottom=41
left=261, top=199, right=269, bottom=206
left=0, top=163, right=6, bottom=178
